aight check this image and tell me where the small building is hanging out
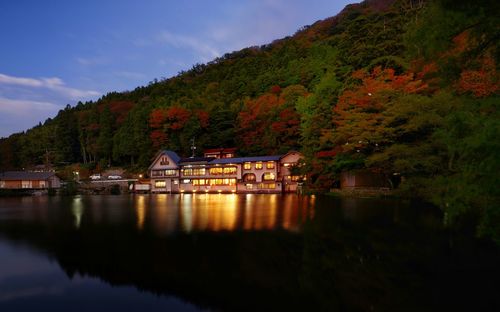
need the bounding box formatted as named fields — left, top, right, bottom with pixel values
left=203, top=148, right=237, bottom=159
left=0, top=171, right=61, bottom=189
left=148, top=150, right=304, bottom=194
left=340, top=170, right=391, bottom=189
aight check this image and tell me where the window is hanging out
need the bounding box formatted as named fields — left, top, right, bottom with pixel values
left=39, top=180, right=46, bottom=188
left=266, top=161, right=274, bottom=169
left=152, top=170, right=164, bottom=177
left=291, top=175, right=301, bottom=182
left=193, top=179, right=209, bottom=186
left=0, top=181, right=5, bottom=188
left=209, top=167, right=223, bottom=175
left=208, top=178, right=236, bottom=186
left=182, top=179, right=191, bottom=184
left=183, top=168, right=206, bottom=176
left=263, top=172, right=275, bottom=181
left=255, top=162, right=263, bottom=170
left=257, top=183, right=276, bottom=189
left=243, top=162, right=251, bottom=170
left=165, top=169, right=177, bottom=176
left=243, top=174, right=256, bottom=182
left=223, top=167, right=237, bottom=174
left=160, top=156, right=169, bottom=165
left=209, top=167, right=236, bottom=175
left=245, top=183, right=253, bottom=190
left=155, top=180, right=166, bottom=188
left=22, top=180, right=31, bottom=188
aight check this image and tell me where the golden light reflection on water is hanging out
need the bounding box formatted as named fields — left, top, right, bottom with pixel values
left=135, top=195, right=146, bottom=230
left=139, top=194, right=315, bottom=235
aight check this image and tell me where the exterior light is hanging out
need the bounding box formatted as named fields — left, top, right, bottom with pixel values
left=139, top=174, right=143, bottom=178
left=217, top=190, right=222, bottom=193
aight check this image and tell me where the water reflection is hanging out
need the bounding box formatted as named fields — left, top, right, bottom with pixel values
left=0, top=195, right=499, bottom=312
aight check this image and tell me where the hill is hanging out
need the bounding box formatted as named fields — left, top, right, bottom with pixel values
left=0, top=0, right=498, bottom=240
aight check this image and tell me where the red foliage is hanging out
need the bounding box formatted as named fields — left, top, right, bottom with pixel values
left=166, top=106, right=191, bottom=130
left=457, top=55, right=499, bottom=97
left=108, top=101, right=135, bottom=124
left=149, top=109, right=167, bottom=129
left=270, top=85, right=281, bottom=94
left=195, top=110, right=210, bottom=128
left=150, top=130, right=167, bottom=148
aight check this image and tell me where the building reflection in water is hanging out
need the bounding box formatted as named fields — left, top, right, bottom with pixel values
left=143, top=194, right=314, bottom=235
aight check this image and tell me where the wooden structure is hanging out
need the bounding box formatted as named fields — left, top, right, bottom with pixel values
left=0, top=171, right=61, bottom=189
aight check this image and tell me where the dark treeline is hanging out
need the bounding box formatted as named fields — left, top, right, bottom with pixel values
left=0, top=0, right=498, bottom=241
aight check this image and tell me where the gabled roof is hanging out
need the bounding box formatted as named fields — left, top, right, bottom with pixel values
left=0, top=171, right=56, bottom=181
left=210, top=155, right=282, bottom=164
left=148, top=150, right=181, bottom=170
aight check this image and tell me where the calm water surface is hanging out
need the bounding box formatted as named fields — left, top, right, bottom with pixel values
left=0, top=194, right=498, bottom=311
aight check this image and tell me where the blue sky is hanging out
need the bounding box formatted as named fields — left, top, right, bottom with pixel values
left=0, top=0, right=355, bottom=138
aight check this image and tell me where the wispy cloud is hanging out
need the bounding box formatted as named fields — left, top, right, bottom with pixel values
left=0, top=73, right=100, bottom=100
left=158, top=31, right=220, bottom=62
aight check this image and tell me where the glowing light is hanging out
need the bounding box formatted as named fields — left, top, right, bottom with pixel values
left=71, top=197, right=84, bottom=229
left=136, top=195, right=146, bottom=230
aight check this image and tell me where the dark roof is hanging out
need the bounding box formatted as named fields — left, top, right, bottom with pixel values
left=163, top=150, right=181, bottom=164
left=210, top=155, right=282, bottom=164
left=0, top=171, right=56, bottom=181
left=179, top=157, right=214, bottom=164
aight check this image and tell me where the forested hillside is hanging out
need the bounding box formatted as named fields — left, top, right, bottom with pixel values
left=0, top=1, right=498, bottom=239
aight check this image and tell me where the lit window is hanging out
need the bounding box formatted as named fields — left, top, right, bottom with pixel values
left=263, top=172, right=275, bottom=181
left=165, top=169, right=177, bottom=176
left=225, top=153, right=233, bottom=158
left=223, top=167, right=237, bottom=174
left=0, top=181, right=5, bottom=188
left=246, top=184, right=253, bottom=190
left=257, top=183, right=276, bottom=189
left=39, top=181, right=46, bottom=188
left=266, top=161, right=274, bottom=169
left=243, top=174, right=256, bottom=182
left=22, top=181, right=31, bottom=188
left=209, top=167, right=223, bottom=175
left=155, top=180, right=166, bottom=188
left=183, top=168, right=206, bottom=176
left=182, top=179, right=191, bottom=184
left=255, top=162, right=263, bottom=170
left=244, top=162, right=251, bottom=170
left=291, top=175, right=301, bottom=182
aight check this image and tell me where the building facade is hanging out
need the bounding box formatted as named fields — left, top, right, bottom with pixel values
left=148, top=150, right=303, bottom=194
left=0, top=171, right=61, bottom=189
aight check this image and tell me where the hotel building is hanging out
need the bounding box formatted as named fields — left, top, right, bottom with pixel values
left=148, top=149, right=303, bottom=193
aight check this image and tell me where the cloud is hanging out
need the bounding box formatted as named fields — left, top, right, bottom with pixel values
left=0, top=73, right=100, bottom=100
left=158, top=31, right=220, bottom=62
left=0, top=97, right=61, bottom=137
left=0, top=97, right=60, bottom=116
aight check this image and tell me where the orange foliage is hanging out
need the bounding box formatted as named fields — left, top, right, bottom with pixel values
left=333, top=67, right=428, bottom=150
left=457, top=55, right=499, bottom=97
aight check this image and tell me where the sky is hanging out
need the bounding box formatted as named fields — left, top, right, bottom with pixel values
left=0, top=0, right=355, bottom=138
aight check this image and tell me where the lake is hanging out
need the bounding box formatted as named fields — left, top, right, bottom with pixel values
left=0, top=194, right=498, bottom=311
